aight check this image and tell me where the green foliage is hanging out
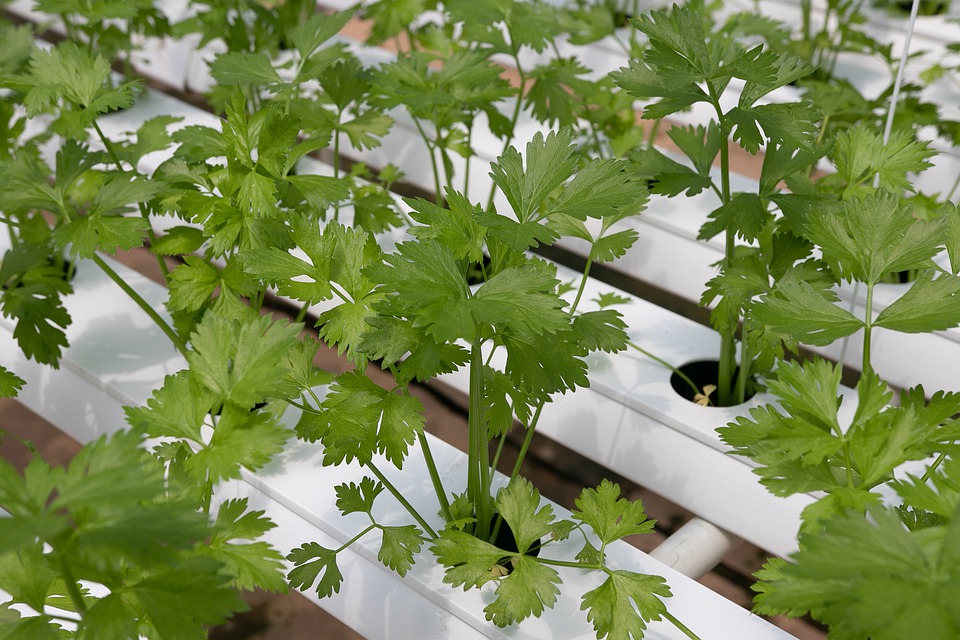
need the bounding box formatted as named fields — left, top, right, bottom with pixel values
left=754, top=500, right=960, bottom=639
left=0, top=430, right=251, bottom=639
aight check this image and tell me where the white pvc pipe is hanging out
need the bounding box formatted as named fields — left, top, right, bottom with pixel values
left=649, top=517, right=743, bottom=579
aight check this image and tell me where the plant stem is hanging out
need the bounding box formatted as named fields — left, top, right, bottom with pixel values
left=486, top=60, right=527, bottom=211
left=57, top=552, right=88, bottom=615
left=337, top=523, right=378, bottom=553
left=663, top=611, right=704, bottom=640
left=735, top=319, right=751, bottom=405
left=417, top=430, right=452, bottom=523
left=90, top=120, right=169, bottom=280
left=411, top=118, right=444, bottom=204
left=509, top=402, right=544, bottom=482
left=467, top=339, right=492, bottom=540
left=89, top=253, right=188, bottom=357
left=363, top=460, right=438, bottom=539
left=709, top=84, right=736, bottom=407
left=626, top=340, right=703, bottom=401
left=862, top=283, right=875, bottom=377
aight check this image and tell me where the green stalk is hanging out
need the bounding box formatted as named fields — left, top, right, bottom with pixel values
left=337, top=523, right=379, bottom=552
left=412, top=118, right=443, bottom=204
left=709, top=84, right=736, bottom=407
left=486, top=57, right=527, bottom=211
left=56, top=552, right=88, bottom=615
left=627, top=341, right=704, bottom=402
left=467, top=338, right=492, bottom=540
left=862, top=283, right=875, bottom=377
left=416, top=430, right=452, bottom=523
left=509, top=402, right=544, bottom=482
left=333, top=111, right=342, bottom=222
left=663, top=611, right=704, bottom=640
left=90, top=120, right=169, bottom=280
left=735, top=319, right=751, bottom=405
left=90, top=253, right=188, bottom=357
left=364, top=460, right=438, bottom=539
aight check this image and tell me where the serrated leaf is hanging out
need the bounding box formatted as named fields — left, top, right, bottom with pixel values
left=573, top=480, right=655, bottom=546
left=0, top=367, right=25, bottom=398
left=483, top=556, right=561, bottom=627
left=287, top=543, right=343, bottom=598
left=210, top=52, right=282, bottom=87
left=378, top=525, right=423, bottom=577
left=335, top=477, right=383, bottom=516
left=495, top=477, right=556, bottom=554
left=875, top=271, right=960, bottom=333
left=581, top=571, right=670, bottom=640
left=489, top=130, right=578, bottom=223
left=187, top=312, right=301, bottom=409
left=406, top=191, right=486, bottom=261
left=752, top=280, right=863, bottom=346
left=590, top=229, right=639, bottom=264
left=572, top=310, right=628, bottom=353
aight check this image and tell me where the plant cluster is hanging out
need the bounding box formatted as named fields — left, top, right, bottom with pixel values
left=2, top=0, right=960, bottom=638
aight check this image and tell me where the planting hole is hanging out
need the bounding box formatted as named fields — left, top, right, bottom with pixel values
left=669, top=359, right=755, bottom=407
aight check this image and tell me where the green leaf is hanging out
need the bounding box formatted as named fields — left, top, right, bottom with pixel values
left=187, top=312, right=301, bottom=409
left=572, top=480, right=655, bottom=546
left=123, top=371, right=213, bottom=443
left=335, top=477, right=383, bottom=516
left=572, top=309, right=628, bottom=354
left=627, top=146, right=713, bottom=197
left=128, top=557, right=244, bottom=640
left=475, top=213, right=558, bottom=252
left=875, top=271, right=960, bottom=333
left=431, top=529, right=507, bottom=589
left=291, top=10, right=354, bottom=59
left=581, top=571, right=671, bottom=640
left=489, top=130, right=578, bottom=223
left=378, top=525, right=423, bottom=577
left=470, top=265, right=569, bottom=336
left=369, top=240, right=470, bottom=343
left=667, top=123, right=722, bottom=178
left=483, top=556, right=561, bottom=627
left=406, top=191, right=486, bottom=261
left=831, top=125, right=936, bottom=196
left=152, top=226, right=206, bottom=256
left=802, top=190, right=943, bottom=284
left=754, top=506, right=960, bottom=639
left=525, top=57, right=593, bottom=129
left=615, top=64, right=709, bottom=120
left=342, top=110, right=394, bottom=151
left=0, top=246, right=72, bottom=366
left=590, top=229, right=639, bottom=264
left=0, top=367, right=25, bottom=398
left=78, top=593, right=139, bottom=640
left=209, top=52, right=282, bottom=87
left=752, top=280, right=863, bottom=346
left=495, top=477, right=556, bottom=554
left=288, top=543, right=344, bottom=598
left=502, top=328, right=588, bottom=395
left=699, top=193, right=769, bottom=242
left=309, top=371, right=423, bottom=467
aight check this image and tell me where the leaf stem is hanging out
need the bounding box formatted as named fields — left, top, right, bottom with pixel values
left=90, top=120, right=169, bottom=280
left=56, top=552, right=88, bottom=615
left=862, top=282, right=875, bottom=377
left=363, top=459, right=437, bottom=539
left=509, top=402, right=545, bottom=482
left=663, top=611, right=703, bottom=640
left=416, top=430, right=452, bottom=523
left=337, top=523, right=378, bottom=554
left=89, top=253, right=188, bottom=357
left=467, top=339, right=492, bottom=540
left=708, top=83, right=736, bottom=407
left=626, top=340, right=703, bottom=402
